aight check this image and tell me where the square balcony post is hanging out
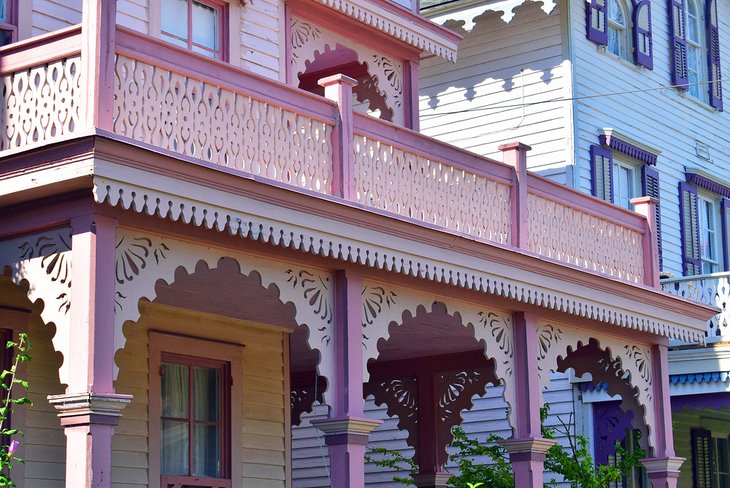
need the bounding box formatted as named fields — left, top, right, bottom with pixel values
left=631, top=196, right=660, bottom=287
left=499, top=142, right=531, bottom=249
left=81, top=0, right=117, bottom=131
left=319, top=75, right=358, bottom=200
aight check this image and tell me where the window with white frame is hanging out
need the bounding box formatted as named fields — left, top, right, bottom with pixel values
left=698, top=194, right=722, bottom=273
left=161, top=0, right=226, bottom=60
left=612, top=158, right=641, bottom=209
left=607, top=0, right=631, bottom=61
left=686, top=0, right=707, bottom=101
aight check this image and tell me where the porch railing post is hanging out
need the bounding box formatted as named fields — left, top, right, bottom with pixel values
left=319, top=74, right=358, bottom=200
left=631, top=196, right=660, bottom=287
left=81, top=0, right=117, bottom=131
left=500, top=142, right=532, bottom=249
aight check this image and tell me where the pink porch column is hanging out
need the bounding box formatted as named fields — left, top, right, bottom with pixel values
left=500, top=142, right=531, bottom=249
left=312, top=270, right=381, bottom=487
left=81, top=0, right=117, bottom=130
left=631, top=196, right=660, bottom=287
left=48, top=214, right=131, bottom=488
left=641, top=344, right=684, bottom=488
left=319, top=74, right=358, bottom=200
left=499, top=311, right=555, bottom=487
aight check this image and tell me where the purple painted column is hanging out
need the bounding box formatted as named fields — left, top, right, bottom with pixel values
left=631, top=196, right=660, bottom=288
left=641, top=344, right=684, bottom=488
left=81, top=0, right=117, bottom=130
left=500, top=142, right=532, bottom=249
left=499, top=312, right=555, bottom=487
left=48, top=214, right=131, bottom=488
left=319, top=74, right=358, bottom=200
left=312, top=270, right=380, bottom=487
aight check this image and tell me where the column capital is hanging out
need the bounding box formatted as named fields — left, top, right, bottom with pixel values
left=641, top=456, right=685, bottom=475
left=497, top=437, right=556, bottom=455
left=311, top=416, right=381, bottom=436
left=48, top=392, right=132, bottom=427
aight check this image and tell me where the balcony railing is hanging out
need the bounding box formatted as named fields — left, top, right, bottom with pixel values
left=0, top=24, right=659, bottom=287
left=662, top=272, right=730, bottom=341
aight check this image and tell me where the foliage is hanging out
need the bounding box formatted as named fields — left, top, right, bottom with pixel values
left=366, top=404, right=646, bottom=488
left=0, top=333, right=32, bottom=486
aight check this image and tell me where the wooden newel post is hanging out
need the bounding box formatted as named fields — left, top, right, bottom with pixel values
left=81, top=0, right=117, bottom=131
left=319, top=74, right=358, bottom=200
left=499, top=142, right=532, bottom=249
left=631, top=196, right=660, bottom=287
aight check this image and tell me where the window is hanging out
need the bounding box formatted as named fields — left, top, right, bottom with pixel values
left=679, top=174, right=730, bottom=276
left=607, top=0, right=630, bottom=60
left=669, top=0, right=723, bottom=109
left=612, top=159, right=641, bottom=209
left=0, top=0, right=16, bottom=47
left=150, top=332, right=243, bottom=488
left=161, top=0, right=226, bottom=60
left=692, top=428, right=730, bottom=488
left=586, top=0, right=653, bottom=68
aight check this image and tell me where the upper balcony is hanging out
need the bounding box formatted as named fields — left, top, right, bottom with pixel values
left=663, top=272, right=730, bottom=342
left=0, top=22, right=661, bottom=291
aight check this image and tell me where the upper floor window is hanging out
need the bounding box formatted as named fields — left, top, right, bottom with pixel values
left=161, top=0, right=226, bottom=60
left=612, top=158, right=641, bottom=209
left=686, top=0, right=707, bottom=101
left=607, top=0, right=630, bottom=60
left=698, top=194, right=721, bottom=273
left=0, top=0, right=16, bottom=47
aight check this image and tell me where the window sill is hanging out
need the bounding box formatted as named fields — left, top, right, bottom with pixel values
left=675, top=89, right=720, bottom=113
left=596, top=45, right=645, bottom=73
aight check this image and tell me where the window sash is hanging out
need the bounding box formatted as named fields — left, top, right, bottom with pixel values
left=699, top=196, right=721, bottom=273
left=160, top=0, right=224, bottom=60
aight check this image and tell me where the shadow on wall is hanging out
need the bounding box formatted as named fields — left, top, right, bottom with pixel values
left=422, top=1, right=560, bottom=110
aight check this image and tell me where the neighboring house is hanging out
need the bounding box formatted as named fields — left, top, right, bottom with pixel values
left=0, top=1, right=717, bottom=488
left=419, top=0, right=730, bottom=485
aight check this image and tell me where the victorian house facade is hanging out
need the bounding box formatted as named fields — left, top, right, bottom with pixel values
left=0, top=0, right=717, bottom=487
left=418, top=0, right=730, bottom=485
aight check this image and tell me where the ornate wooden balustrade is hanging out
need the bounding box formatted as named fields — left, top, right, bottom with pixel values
left=0, top=25, right=657, bottom=286
left=662, top=272, right=730, bottom=341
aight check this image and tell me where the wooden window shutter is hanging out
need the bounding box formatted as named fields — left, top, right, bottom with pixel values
left=633, top=0, right=654, bottom=69
left=706, top=0, right=723, bottom=109
left=669, top=0, right=689, bottom=89
left=691, top=428, right=714, bottom=488
left=590, top=145, right=613, bottom=202
left=587, top=0, right=608, bottom=45
left=721, top=197, right=730, bottom=271
left=642, top=166, right=663, bottom=269
left=679, top=181, right=701, bottom=275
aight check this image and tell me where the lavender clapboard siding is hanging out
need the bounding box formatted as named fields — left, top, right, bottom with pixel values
left=32, top=0, right=82, bottom=35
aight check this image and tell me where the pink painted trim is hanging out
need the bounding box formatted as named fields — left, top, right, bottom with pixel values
left=632, top=196, right=660, bottom=287
left=115, top=27, right=338, bottom=124
left=650, top=344, right=675, bottom=459
left=0, top=25, right=82, bottom=74
left=81, top=0, right=117, bottom=130
left=320, top=75, right=357, bottom=199
left=404, top=60, right=419, bottom=131
left=512, top=312, right=542, bottom=439
left=353, top=113, right=514, bottom=184
left=501, top=142, right=530, bottom=249
left=527, top=173, right=647, bottom=233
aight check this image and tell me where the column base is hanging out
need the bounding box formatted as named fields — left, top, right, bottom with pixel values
left=412, top=471, right=452, bottom=488
left=642, top=457, right=684, bottom=488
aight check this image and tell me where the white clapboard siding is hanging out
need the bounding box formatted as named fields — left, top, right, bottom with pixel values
left=568, top=0, right=730, bottom=277
left=291, top=373, right=576, bottom=487
left=239, top=0, right=282, bottom=81
left=419, top=1, right=570, bottom=183
left=32, top=0, right=82, bottom=35
left=117, top=0, right=149, bottom=33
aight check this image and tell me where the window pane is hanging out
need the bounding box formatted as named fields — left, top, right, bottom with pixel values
left=193, top=424, right=221, bottom=477
left=162, top=363, right=189, bottom=418
left=717, top=438, right=730, bottom=473
left=161, top=0, right=189, bottom=39
left=0, top=0, right=7, bottom=23
left=191, top=1, right=219, bottom=52
left=162, top=420, right=189, bottom=475
left=193, top=366, right=220, bottom=421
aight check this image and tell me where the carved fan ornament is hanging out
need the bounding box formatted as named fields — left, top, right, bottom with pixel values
left=366, top=375, right=419, bottom=448
left=17, top=232, right=72, bottom=314
left=286, top=269, right=333, bottom=344
left=114, top=235, right=170, bottom=312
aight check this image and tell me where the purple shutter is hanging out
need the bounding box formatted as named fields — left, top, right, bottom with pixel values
left=590, top=144, right=613, bottom=202
left=633, top=0, right=653, bottom=69
left=592, top=401, right=634, bottom=466
left=679, top=181, right=701, bottom=275
left=669, top=0, right=689, bottom=89
left=642, top=166, right=663, bottom=269
left=691, top=428, right=714, bottom=488
left=586, top=0, right=608, bottom=45
left=721, top=197, right=730, bottom=271
left=706, top=0, right=723, bottom=109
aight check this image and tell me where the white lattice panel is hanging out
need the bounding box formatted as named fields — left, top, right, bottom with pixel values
left=1, top=57, right=82, bottom=151
left=528, top=193, right=644, bottom=283
left=113, top=55, right=334, bottom=194
left=353, top=135, right=511, bottom=244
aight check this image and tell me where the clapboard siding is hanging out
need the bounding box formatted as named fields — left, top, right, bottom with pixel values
left=420, top=1, right=570, bottom=182
left=239, top=0, right=283, bottom=80
left=569, top=0, right=730, bottom=276
left=117, top=0, right=149, bottom=33
left=291, top=374, right=575, bottom=487
left=112, top=302, right=288, bottom=488
left=32, top=0, right=82, bottom=35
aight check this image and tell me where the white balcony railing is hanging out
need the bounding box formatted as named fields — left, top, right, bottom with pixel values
left=662, top=272, right=730, bottom=341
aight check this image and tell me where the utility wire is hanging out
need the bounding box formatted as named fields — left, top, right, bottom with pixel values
left=420, top=77, right=729, bottom=117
